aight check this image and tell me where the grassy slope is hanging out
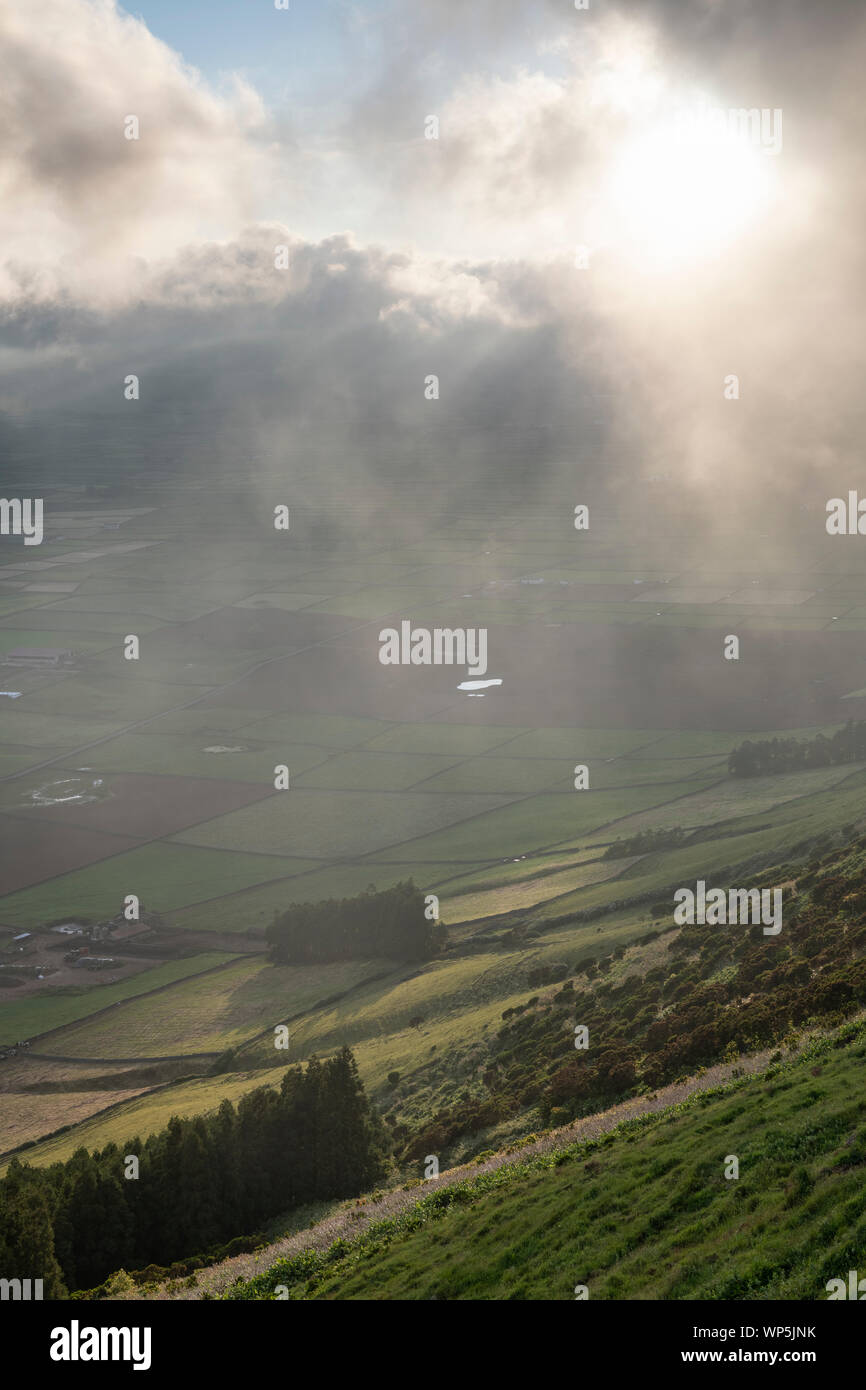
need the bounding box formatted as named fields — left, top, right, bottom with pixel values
left=228, top=1019, right=866, bottom=1301
left=27, top=956, right=388, bottom=1060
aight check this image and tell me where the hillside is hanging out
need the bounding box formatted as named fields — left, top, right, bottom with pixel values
left=52, top=829, right=866, bottom=1302
left=221, top=1016, right=866, bottom=1301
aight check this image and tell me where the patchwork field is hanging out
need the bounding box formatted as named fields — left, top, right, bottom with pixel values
left=0, top=952, right=238, bottom=1047
left=27, top=955, right=386, bottom=1060
left=4, top=489, right=866, bottom=1170
left=0, top=842, right=315, bottom=928
left=0, top=904, right=651, bottom=1169
left=439, top=854, right=643, bottom=923
left=170, top=788, right=518, bottom=859
left=0, top=815, right=142, bottom=896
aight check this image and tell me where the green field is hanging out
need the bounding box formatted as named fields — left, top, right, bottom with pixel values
left=439, top=854, right=639, bottom=923
left=57, top=732, right=332, bottom=782
left=292, top=749, right=464, bottom=791
left=0, top=629, right=116, bottom=656
left=28, top=955, right=386, bottom=1060
left=379, top=781, right=719, bottom=862
left=363, top=722, right=529, bottom=756
left=241, top=712, right=397, bottom=748
left=0, top=1069, right=283, bottom=1173
left=167, top=862, right=466, bottom=933
left=582, top=764, right=866, bottom=841
left=0, top=843, right=318, bottom=928
left=1, top=901, right=647, bottom=1167
left=171, top=788, right=517, bottom=858
left=13, top=673, right=200, bottom=719
left=0, top=713, right=128, bottom=748
left=0, top=953, right=237, bottom=1046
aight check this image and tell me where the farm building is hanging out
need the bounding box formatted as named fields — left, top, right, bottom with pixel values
left=5, top=647, right=74, bottom=667
left=91, top=908, right=164, bottom=942
left=10, top=933, right=36, bottom=955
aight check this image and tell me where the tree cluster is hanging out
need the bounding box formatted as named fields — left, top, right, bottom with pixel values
left=0, top=1048, right=387, bottom=1294
left=603, top=826, right=688, bottom=859
left=267, top=880, right=446, bottom=964
left=728, top=721, right=866, bottom=777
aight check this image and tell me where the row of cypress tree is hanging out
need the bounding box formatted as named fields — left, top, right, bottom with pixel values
left=0, top=1048, right=388, bottom=1295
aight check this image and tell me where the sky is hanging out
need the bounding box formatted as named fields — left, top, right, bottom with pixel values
left=128, top=2, right=391, bottom=103
left=2, top=0, right=865, bottom=548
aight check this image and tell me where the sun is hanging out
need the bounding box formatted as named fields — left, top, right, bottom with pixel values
left=601, top=108, right=779, bottom=269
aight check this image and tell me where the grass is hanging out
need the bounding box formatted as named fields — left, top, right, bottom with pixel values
left=0, top=1083, right=159, bottom=1156
left=0, top=749, right=69, bottom=777
left=171, top=788, right=516, bottom=859
left=0, top=953, right=237, bottom=1047
left=12, top=609, right=167, bottom=635
left=582, top=764, right=865, bottom=841
left=133, top=706, right=273, bottom=736
left=238, top=911, right=646, bottom=1081
left=0, top=843, right=316, bottom=928
left=240, top=712, right=397, bottom=749
left=418, top=756, right=570, bottom=796
left=439, top=856, right=638, bottom=923
left=0, top=712, right=129, bottom=749
left=28, top=956, right=386, bottom=1060
left=228, top=1021, right=866, bottom=1300
left=4, top=900, right=641, bottom=1162
left=166, top=862, right=464, bottom=933
left=363, top=723, right=529, bottom=756
left=0, top=629, right=115, bottom=655
left=435, top=846, right=603, bottom=895
left=0, top=1068, right=286, bottom=1174
left=16, top=673, right=199, bottom=719
left=481, top=728, right=661, bottom=759
left=60, top=732, right=332, bottom=782
left=382, top=782, right=715, bottom=863
left=292, top=750, right=464, bottom=791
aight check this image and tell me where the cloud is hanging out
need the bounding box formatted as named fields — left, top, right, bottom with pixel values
left=3, top=0, right=865, bottom=564
left=0, top=0, right=271, bottom=304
